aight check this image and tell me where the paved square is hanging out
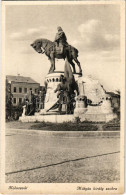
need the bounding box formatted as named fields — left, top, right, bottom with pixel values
left=6, top=129, right=120, bottom=183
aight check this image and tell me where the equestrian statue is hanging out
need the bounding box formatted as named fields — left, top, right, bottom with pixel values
left=31, top=26, right=82, bottom=74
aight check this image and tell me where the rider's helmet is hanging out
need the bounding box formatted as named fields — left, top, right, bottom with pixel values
left=60, top=74, right=65, bottom=81
left=60, top=74, right=64, bottom=77
left=60, top=75, right=67, bottom=82
left=57, top=26, right=63, bottom=32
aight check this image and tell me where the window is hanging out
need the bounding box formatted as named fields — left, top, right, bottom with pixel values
left=19, top=87, right=22, bottom=93
left=19, top=98, right=22, bottom=104
left=24, top=88, right=27, bottom=93
left=13, top=87, right=16, bottom=93
left=35, top=88, right=38, bottom=93
left=30, top=88, right=32, bottom=91
left=13, top=98, right=16, bottom=104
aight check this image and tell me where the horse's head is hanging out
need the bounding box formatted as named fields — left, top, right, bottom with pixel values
left=31, top=39, right=42, bottom=53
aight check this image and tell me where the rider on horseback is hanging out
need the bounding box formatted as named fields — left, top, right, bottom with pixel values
left=54, top=26, right=68, bottom=54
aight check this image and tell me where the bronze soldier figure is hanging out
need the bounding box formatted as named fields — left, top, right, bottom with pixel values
left=54, top=75, right=71, bottom=114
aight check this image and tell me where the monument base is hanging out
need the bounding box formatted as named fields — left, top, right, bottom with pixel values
left=19, top=71, right=118, bottom=124
left=80, top=113, right=117, bottom=122
left=19, top=112, right=117, bottom=123
left=19, top=114, right=75, bottom=123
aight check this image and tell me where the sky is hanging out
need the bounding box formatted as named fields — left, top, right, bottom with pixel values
left=5, top=3, right=121, bottom=92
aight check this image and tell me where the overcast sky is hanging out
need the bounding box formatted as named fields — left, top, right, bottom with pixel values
left=5, top=3, right=120, bottom=92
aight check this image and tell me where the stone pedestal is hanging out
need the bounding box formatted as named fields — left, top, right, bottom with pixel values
left=80, top=98, right=117, bottom=122
left=44, top=72, right=61, bottom=111
left=41, top=72, right=81, bottom=112
left=74, top=95, right=88, bottom=117
left=75, top=75, right=117, bottom=122
left=22, top=105, right=26, bottom=117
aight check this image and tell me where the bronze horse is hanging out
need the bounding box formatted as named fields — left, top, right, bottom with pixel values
left=31, top=39, right=82, bottom=74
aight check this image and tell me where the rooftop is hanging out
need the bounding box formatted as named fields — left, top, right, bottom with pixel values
left=6, top=75, right=39, bottom=84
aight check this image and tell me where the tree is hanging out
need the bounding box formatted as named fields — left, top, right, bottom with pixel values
left=6, top=79, right=13, bottom=119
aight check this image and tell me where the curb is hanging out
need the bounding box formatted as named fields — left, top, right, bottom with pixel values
left=6, top=128, right=120, bottom=138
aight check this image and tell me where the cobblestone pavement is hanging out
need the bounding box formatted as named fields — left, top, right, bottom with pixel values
left=5, top=129, right=120, bottom=183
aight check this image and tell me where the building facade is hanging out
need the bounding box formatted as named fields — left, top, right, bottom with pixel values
left=106, top=92, right=120, bottom=109
left=6, top=75, right=40, bottom=106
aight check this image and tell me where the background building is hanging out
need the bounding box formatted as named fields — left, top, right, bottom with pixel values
left=6, top=75, right=40, bottom=106
left=106, top=92, right=120, bottom=108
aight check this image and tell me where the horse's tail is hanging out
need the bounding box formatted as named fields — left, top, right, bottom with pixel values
left=74, top=47, right=79, bottom=57
left=70, top=45, right=79, bottom=57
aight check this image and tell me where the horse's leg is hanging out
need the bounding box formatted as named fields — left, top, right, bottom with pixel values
left=73, top=57, right=82, bottom=74
left=50, top=58, right=55, bottom=72
left=50, top=52, right=55, bottom=72
left=67, top=59, right=76, bottom=73
left=48, top=58, right=53, bottom=73
left=48, top=54, right=55, bottom=73
left=49, top=65, right=53, bottom=73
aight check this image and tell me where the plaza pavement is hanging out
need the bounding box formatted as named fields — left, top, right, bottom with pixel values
left=5, top=128, right=120, bottom=183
